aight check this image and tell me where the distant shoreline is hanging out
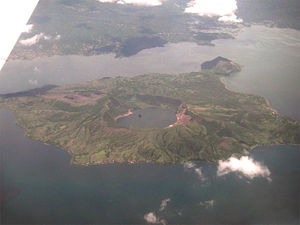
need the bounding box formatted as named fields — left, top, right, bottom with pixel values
left=250, top=143, right=300, bottom=151
left=219, top=77, right=279, bottom=115
left=114, top=109, right=133, bottom=121
left=219, top=77, right=299, bottom=152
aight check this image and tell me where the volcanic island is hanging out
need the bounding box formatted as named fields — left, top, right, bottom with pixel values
left=0, top=57, right=299, bottom=165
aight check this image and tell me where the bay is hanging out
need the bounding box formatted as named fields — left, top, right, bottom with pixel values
left=1, top=25, right=300, bottom=224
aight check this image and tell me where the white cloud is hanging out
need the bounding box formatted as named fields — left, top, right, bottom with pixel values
left=19, top=33, right=59, bottom=46
left=28, top=79, right=38, bottom=85
left=98, top=0, right=115, bottom=2
left=199, top=200, right=215, bottom=209
left=55, top=34, right=61, bottom=40
left=194, top=167, right=205, bottom=181
left=0, top=0, right=39, bottom=71
left=119, top=0, right=162, bottom=6
left=19, top=33, right=45, bottom=46
left=159, top=198, right=170, bottom=212
left=145, top=198, right=170, bottom=224
left=183, top=162, right=206, bottom=181
left=184, top=0, right=242, bottom=22
left=144, top=212, right=167, bottom=225
left=183, top=161, right=196, bottom=169
left=144, top=212, right=160, bottom=224
left=219, top=14, right=242, bottom=23
left=217, top=156, right=271, bottom=181
left=33, top=66, right=39, bottom=72
left=22, top=24, right=34, bottom=33
left=43, top=35, right=52, bottom=40
left=98, top=0, right=163, bottom=6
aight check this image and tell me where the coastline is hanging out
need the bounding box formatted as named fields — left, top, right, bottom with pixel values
left=6, top=38, right=229, bottom=62
left=250, top=143, right=300, bottom=151
left=219, top=77, right=300, bottom=152
left=1, top=108, right=298, bottom=167
left=168, top=104, right=191, bottom=128
left=114, top=109, right=133, bottom=121
left=1, top=73, right=298, bottom=167
left=80, top=143, right=300, bottom=166
left=263, top=97, right=278, bottom=114
left=219, top=77, right=279, bottom=115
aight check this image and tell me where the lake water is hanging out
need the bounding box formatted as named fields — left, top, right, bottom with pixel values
left=1, top=110, right=299, bottom=224
left=1, top=26, right=299, bottom=120
left=117, top=108, right=177, bottom=128
left=1, top=25, right=300, bottom=224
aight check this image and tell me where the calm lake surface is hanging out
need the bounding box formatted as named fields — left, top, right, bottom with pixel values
left=117, top=108, right=177, bottom=128
left=1, top=110, right=299, bottom=224
left=1, top=25, right=300, bottom=224
left=1, top=25, right=299, bottom=120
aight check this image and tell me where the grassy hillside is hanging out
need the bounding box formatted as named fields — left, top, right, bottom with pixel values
left=0, top=71, right=299, bottom=165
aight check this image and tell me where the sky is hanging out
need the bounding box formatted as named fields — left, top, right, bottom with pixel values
left=0, top=0, right=39, bottom=71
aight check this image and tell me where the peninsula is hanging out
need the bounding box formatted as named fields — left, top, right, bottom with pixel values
left=0, top=59, right=299, bottom=165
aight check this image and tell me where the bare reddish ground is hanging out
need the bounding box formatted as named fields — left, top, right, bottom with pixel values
left=168, top=104, right=191, bottom=128
left=104, top=99, right=110, bottom=110
left=66, top=139, right=74, bottom=148
left=114, top=109, right=133, bottom=121
left=193, top=106, right=209, bottom=111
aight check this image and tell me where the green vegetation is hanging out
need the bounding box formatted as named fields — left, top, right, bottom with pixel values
left=0, top=69, right=299, bottom=165
left=9, top=0, right=240, bottom=60
left=201, top=56, right=242, bottom=75
left=8, top=0, right=300, bottom=60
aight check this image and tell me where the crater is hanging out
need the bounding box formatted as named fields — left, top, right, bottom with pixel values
left=117, top=107, right=176, bottom=128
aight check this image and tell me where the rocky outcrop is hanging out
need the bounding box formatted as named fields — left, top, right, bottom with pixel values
left=201, top=56, right=242, bottom=75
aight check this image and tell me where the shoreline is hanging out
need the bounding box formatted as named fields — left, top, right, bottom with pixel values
left=6, top=27, right=245, bottom=63
left=1, top=74, right=298, bottom=167
left=219, top=77, right=300, bottom=152
left=1, top=108, right=299, bottom=167
left=250, top=143, right=300, bottom=151
left=263, top=97, right=278, bottom=114
left=168, top=104, right=191, bottom=128
left=80, top=142, right=300, bottom=166
left=114, top=109, right=133, bottom=121
left=219, top=77, right=279, bottom=115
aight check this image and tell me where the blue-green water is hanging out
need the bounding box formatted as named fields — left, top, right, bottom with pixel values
left=1, top=25, right=300, bottom=224
left=1, top=26, right=299, bottom=120
left=1, top=110, right=299, bottom=224
left=117, top=108, right=177, bottom=128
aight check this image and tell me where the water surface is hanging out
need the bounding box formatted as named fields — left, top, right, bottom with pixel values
left=1, top=25, right=300, bottom=224
left=1, top=109, right=299, bottom=224
left=117, top=108, right=177, bottom=128
left=1, top=26, right=299, bottom=119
